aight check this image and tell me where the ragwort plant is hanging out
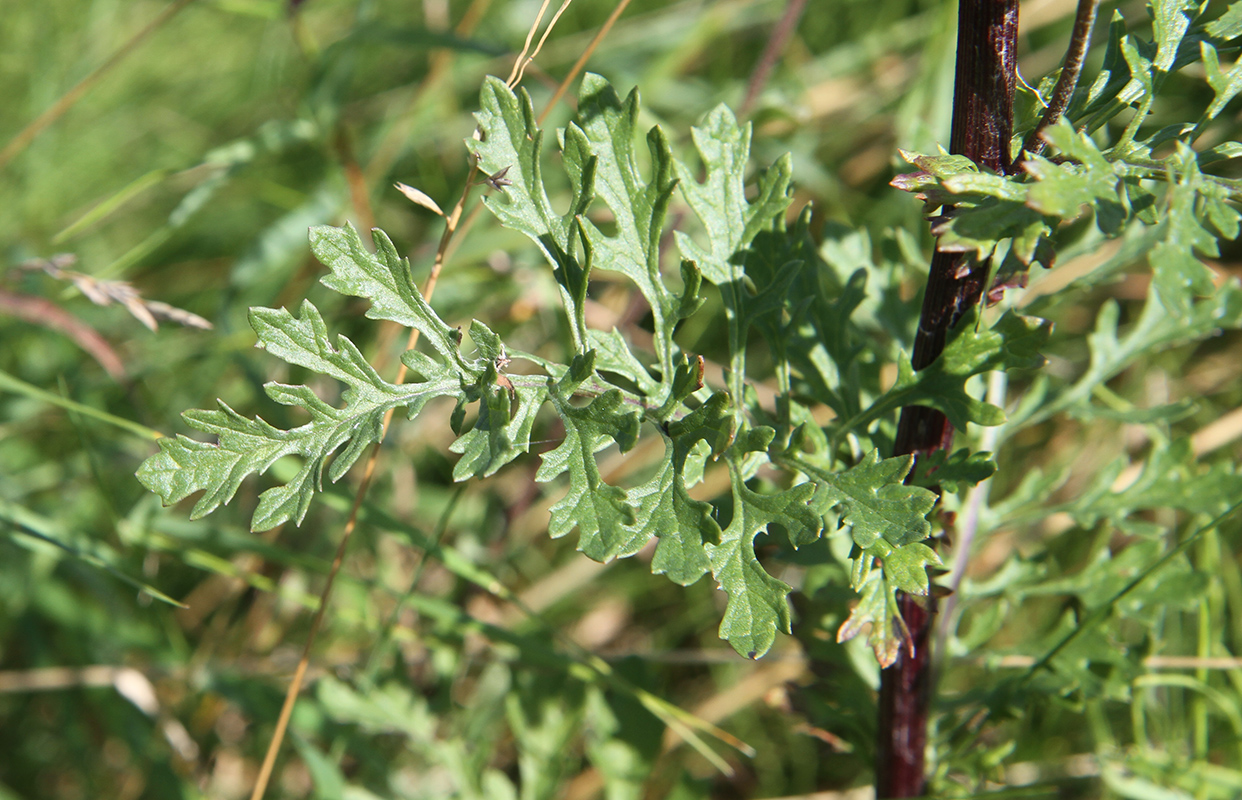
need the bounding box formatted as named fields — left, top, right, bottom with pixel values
left=133, top=0, right=1242, bottom=795
left=139, top=72, right=998, bottom=664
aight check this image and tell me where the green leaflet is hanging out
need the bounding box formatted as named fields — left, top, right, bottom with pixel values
left=909, top=448, right=997, bottom=493
left=788, top=450, right=940, bottom=664
left=506, top=670, right=585, bottom=800
left=137, top=300, right=462, bottom=530
left=536, top=354, right=643, bottom=561
left=449, top=380, right=546, bottom=481
left=674, top=103, right=794, bottom=411
left=312, top=223, right=483, bottom=376
left=850, top=308, right=1052, bottom=434
left=642, top=392, right=734, bottom=585
left=137, top=228, right=524, bottom=531
left=673, top=106, right=794, bottom=287
left=572, top=75, right=682, bottom=393
left=1055, top=438, right=1242, bottom=533
left=583, top=682, right=663, bottom=800
left=469, top=76, right=595, bottom=353
left=794, top=450, right=937, bottom=551
left=839, top=541, right=941, bottom=667
left=706, top=458, right=820, bottom=659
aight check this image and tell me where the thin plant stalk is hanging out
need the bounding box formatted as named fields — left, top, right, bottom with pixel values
left=1020, top=0, right=1101, bottom=160
left=739, top=0, right=810, bottom=117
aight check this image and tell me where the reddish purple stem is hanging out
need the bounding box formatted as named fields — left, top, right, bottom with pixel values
left=876, top=1, right=1018, bottom=797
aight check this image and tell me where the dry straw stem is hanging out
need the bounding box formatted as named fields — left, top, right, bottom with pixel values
left=0, top=0, right=201, bottom=171
left=739, top=0, right=810, bottom=117
left=994, top=654, right=1242, bottom=670
left=247, top=175, right=471, bottom=800
left=336, top=128, right=377, bottom=236
left=247, top=4, right=636, bottom=797
left=505, top=0, right=577, bottom=89
left=537, top=0, right=633, bottom=125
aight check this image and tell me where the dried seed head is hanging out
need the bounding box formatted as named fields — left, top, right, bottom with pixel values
left=483, top=166, right=512, bottom=191
left=394, top=182, right=444, bottom=216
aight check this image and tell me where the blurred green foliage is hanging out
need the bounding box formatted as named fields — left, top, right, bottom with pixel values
left=4, top=1, right=1242, bottom=799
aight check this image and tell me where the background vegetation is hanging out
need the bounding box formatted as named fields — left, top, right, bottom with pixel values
left=2, top=0, right=1241, bottom=798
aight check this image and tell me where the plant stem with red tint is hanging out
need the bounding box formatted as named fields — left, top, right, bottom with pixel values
left=875, top=1, right=1018, bottom=796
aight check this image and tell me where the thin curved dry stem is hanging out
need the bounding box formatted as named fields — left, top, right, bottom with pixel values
left=440, top=198, right=487, bottom=268
left=246, top=435, right=382, bottom=800
left=508, top=0, right=576, bottom=89
left=1020, top=0, right=1100, bottom=160
left=0, top=0, right=201, bottom=171
left=506, top=0, right=554, bottom=86
left=335, top=127, right=376, bottom=235
left=537, top=0, right=633, bottom=126
left=0, top=291, right=126, bottom=380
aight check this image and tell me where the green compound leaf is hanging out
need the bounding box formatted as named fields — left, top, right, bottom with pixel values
left=793, top=450, right=937, bottom=551
left=787, top=449, right=941, bottom=664
left=838, top=561, right=905, bottom=667
left=1067, top=439, right=1242, bottom=531
left=138, top=222, right=532, bottom=531
left=138, top=300, right=461, bottom=530
left=893, top=150, right=1056, bottom=267
left=1019, top=280, right=1242, bottom=427
left=706, top=462, right=821, bottom=659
